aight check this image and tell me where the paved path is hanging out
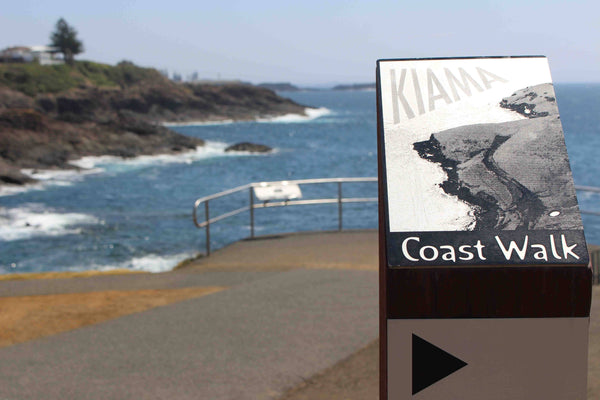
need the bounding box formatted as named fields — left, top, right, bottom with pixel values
left=2, top=230, right=593, bottom=399
left=186, top=230, right=379, bottom=271
left=0, top=231, right=379, bottom=400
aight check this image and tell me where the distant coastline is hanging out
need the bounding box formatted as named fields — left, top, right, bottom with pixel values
left=0, top=61, right=310, bottom=186
left=331, top=83, right=376, bottom=91
left=258, top=81, right=376, bottom=92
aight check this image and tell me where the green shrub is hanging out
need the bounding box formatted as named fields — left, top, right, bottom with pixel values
left=0, top=63, right=84, bottom=96
left=0, top=60, right=165, bottom=96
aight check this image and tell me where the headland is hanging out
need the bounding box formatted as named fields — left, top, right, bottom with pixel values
left=0, top=61, right=309, bottom=186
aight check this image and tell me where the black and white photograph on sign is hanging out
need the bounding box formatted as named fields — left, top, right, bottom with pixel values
left=379, top=57, right=583, bottom=233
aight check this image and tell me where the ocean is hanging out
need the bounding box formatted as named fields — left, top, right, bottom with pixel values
left=0, top=85, right=599, bottom=274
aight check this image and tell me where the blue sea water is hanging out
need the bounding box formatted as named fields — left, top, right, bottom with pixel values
left=0, top=86, right=599, bottom=274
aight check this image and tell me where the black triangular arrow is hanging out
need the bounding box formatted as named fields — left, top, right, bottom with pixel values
left=412, top=334, right=467, bottom=395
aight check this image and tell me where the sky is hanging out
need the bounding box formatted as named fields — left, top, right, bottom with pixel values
left=1, top=0, right=598, bottom=85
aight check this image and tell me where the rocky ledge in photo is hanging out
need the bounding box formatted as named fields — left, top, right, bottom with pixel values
left=0, top=61, right=309, bottom=186
left=414, top=83, right=581, bottom=231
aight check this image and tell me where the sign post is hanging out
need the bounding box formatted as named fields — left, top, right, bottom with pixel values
left=377, top=56, right=592, bottom=399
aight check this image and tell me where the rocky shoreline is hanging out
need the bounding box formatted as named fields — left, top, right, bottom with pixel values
left=0, top=62, right=308, bottom=186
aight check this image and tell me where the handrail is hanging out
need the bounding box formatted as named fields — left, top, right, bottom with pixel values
left=193, top=177, right=378, bottom=255
left=193, top=184, right=252, bottom=228
left=576, top=185, right=600, bottom=194
left=575, top=185, right=600, bottom=285
left=575, top=185, right=600, bottom=217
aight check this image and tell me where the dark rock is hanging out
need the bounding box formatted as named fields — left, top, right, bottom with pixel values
left=56, top=93, right=98, bottom=117
left=0, top=159, right=35, bottom=185
left=0, top=109, right=46, bottom=131
left=0, top=108, right=46, bottom=131
left=37, top=96, right=57, bottom=112
left=225, top=142, right=272, bottom=153
left=0, top=87, right=34, bottom=109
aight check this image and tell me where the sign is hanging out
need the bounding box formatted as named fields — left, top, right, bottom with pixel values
left=377, top=56, right=592, bottom=399
left=388, top=319, right=589, bottom=399
left=253, top=181, right=302, bottom=201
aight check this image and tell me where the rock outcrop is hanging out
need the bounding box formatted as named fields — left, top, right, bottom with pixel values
left=225, top=142, right=272, bottom=153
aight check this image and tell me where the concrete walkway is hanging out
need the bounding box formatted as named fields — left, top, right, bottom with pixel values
left=186, top=230, right=378, bottom=271
left=0, top=230, right=379, bottom=400
left=1, top=230, right=595, bottom=399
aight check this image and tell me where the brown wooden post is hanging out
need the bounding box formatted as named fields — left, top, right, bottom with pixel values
left=377, top=56, right=592, bottom=400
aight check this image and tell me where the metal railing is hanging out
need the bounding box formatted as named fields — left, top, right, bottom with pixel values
left=576, top=185, right=600, bottom=217
left=193, top=177, right=378, bottom=255
left=192, top=180, right=600, bottom=283
left=577, top=185, right=600, bottom=284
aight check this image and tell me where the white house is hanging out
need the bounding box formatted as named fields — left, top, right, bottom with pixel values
left=0, top=46, right=63, bottom=65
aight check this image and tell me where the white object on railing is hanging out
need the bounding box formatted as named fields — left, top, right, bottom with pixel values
left=254, top=181, right=302, bottom=201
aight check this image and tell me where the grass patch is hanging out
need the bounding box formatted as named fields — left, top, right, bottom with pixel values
left=0, top=60, right=165, bottom=96
left=0, top=63, right=85, bottom=96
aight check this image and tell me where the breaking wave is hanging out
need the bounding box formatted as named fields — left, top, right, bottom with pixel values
left=93, top=252, right=196, bottom=273
left=256, top=107, right=330, bottom=123
left=69, top=141, right=231, bottom=170
left=162, top=107, right=330, bottom=126
left=0, top=141, right=265, bottom=197
left=0, top=204, right=100, bottom=241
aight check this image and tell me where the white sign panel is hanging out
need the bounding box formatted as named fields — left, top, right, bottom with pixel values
left=253, top=182, right=302, bottom=201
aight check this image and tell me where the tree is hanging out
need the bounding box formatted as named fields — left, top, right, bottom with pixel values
left=49, top=18, right=84, bottom=65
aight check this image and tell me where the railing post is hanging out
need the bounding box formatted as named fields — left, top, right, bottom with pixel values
left=338, top=181, right=343, bottom=231
left=205, top=200, right=210, bottom=256
left=249, top=186, right=255, bottom=238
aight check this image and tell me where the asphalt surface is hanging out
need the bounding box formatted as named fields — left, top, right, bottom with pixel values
left=0, top=231, right=379, bottom=400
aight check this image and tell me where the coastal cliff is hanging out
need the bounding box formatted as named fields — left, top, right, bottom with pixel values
left=0, top=61, right=308, bottom=185
left=413, top=83, right=581, bottom=230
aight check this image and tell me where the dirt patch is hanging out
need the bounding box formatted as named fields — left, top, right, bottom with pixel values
left=0, top=269, right=146, bottom=281
left=0, top=286, right=224, bottom=347
left=279, top=340, right=379, bottom=400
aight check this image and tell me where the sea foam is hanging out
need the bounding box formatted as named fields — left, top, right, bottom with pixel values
left=0, top=142, right=241, bottom=197
left=0, top=167, right=102, bottom=197
left=0, top=204, right=100, bottom=241
left=256, top=107, right=330, bottom=123
left=69, top=141, right=231, bottom=170
left=93, top=252, right=196, bottom=273
left=162, top=107, right=330, bottom=126
left=163, top=119, right=235, bottom=127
